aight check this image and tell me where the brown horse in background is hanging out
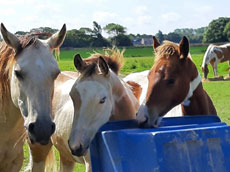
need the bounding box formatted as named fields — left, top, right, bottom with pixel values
left=137, top=36, right=217, bottom=127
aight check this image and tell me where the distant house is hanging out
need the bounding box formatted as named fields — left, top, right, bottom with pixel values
left=132, top=37, right=153, bottom=46
left=141, top=38, right=153, bottom=45
left=132, top=39, right=142, bottom=46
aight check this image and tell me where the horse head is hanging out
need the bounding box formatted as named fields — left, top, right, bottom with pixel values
left=0, top=23, right=66, bottom=145
left=68, top=54, right=114, bottom=156
left=137, top=36, right=199, bottom=128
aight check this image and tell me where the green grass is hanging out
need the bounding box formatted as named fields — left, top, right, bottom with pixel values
left=21, top=46, right=230, bottom=171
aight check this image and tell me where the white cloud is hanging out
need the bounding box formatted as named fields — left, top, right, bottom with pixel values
left=195, top=5, right=213, bottom=13
left=137, top=15, right=152, bottom=25
left=161, top=12, right=181, bottom=22
left=135, top=6, right=148, bottom=15
left=2, top=8, right=15, bottom=16
left=93, top=11, right=118, bottom=24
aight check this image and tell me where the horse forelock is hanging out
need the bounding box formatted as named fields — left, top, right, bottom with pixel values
left=155, top=41, right=179, bottom=63
left=79, top=62, right=98, bottom=80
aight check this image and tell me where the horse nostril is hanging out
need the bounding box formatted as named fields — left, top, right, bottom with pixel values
left=51, top=122, right=56, bottom=134
left=69, top=143, right=84, bottom=156
left=28, top=122, right=35, bottom=134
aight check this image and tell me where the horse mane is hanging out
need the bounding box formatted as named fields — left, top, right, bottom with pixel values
left=84, top=48, right=124, bottom=75
left=0, top=34, right=40, bottom=101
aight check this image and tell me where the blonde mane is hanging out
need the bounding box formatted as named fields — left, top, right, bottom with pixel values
left=85, top=47, right=124, bottom=75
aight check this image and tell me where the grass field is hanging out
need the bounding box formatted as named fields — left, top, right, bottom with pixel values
left=21, top=46, right=230, bottom=171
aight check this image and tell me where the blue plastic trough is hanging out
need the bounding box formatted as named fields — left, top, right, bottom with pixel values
left=90, top=115, right=230, bottom=172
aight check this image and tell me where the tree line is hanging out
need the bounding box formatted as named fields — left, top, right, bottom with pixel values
left=1, top=17, right=229, bottom=47
left=156, top=17, right=230, bottom=44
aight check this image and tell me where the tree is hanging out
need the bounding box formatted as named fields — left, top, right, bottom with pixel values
left=90, top=21, right=110, bottom=47
left=30, top=27, right=58, bottom=34
left=62, top=29, right=92, bottom=48
left=92, top=21, right=102, bottom=38
left=103, top=23, right=126, bottom=37
left=15, top=31, right=29, bottom=35
left=112, top=34, right=133, bottom=47
left=164, top=32, right=181, bottom=43
left=203, top=17, right=230, bottom=43
left=155, top=30, right=164, bottom=43
left=79, top=27, right=93, bottom=35
left=103, top=23, right=129, bottom=46
left=224, top=21, right=230, bottom=41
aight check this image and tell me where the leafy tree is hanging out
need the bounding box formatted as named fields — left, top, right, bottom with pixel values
left=173, top=27, right=207, bottom=43
left=15, top=31, right=29, bottom=35
left=224, top=21, right=230, bottom=41
left=92, top=21, right=102, bottom=38
left=62, top=29, right=92, bottom=48
left=79, top=27, right=93, bottom=35
left=164, top=32, right=181, bottom=43
left=30, top=27, right=58, bottom=34
left=104, top=23, right=126, bottom=37
left=155, top=30, right=164, bottom=43
left=203, top=17, right=230, bottom=43
left=112, top=34, right=133, bottom=47
left=91, top=21, right=110, bottom=47
left=103, top=23, right=130, bottom=46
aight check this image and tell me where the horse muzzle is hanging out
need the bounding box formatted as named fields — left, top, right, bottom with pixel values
left=27, top=121, right=55, bottom=145
left=68, top=140, right=88, bottom=157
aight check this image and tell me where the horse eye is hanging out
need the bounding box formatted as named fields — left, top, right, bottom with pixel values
left=99, top=96, right=106, bottom=104
left=166, top=78, right=175, bottom=86
left=15, top=70, right=23, bottom=80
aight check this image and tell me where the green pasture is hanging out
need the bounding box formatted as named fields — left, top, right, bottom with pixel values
left=21, top=46, right=230, bottom=171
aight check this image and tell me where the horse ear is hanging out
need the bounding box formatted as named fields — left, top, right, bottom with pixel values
left=179, top=36, right=189, bottom=60
left=74, top=54, right=86, bottom=73
left=153, top=36, right=160, bottom=52
left=47, top=24, right=66, bottom=50
left=99, top=56, right=109, bottom=76
left=0, top=23, right=22, bottom=54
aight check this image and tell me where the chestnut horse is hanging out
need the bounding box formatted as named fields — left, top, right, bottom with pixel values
left=0, top=23, right=66, bottom=171
left=202, top=43, right=230, bottom=79
left=137, top=36, right=217, bottom=127
left=29, top=49, right=139, bottom=172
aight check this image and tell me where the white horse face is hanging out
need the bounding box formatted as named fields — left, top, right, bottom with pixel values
left=1, top=23, right=66, bottom=145
left=68, top=55, right=113, bottom=156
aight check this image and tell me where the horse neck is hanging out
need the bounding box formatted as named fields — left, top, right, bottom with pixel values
left=202, top=45, right=214, bottom=67
left=0, top=95, right=23, bottom=135
left=109, top=72, right=138, bottom=120
left=181, top=63, right=216, bottom=115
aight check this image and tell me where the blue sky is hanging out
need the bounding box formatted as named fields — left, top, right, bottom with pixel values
left=0, top=0, right=229, bottom=36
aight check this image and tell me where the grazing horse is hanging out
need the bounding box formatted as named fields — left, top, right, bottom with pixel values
left=202, top=43, right=230, bottom=79
left=136, top=36, right=217, bottom=127
left=0, top=24, right=66, bottom=171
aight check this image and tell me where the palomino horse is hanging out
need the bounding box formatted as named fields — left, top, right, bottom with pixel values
left=136, top=36, right=217, bottom=127
left=0, top=23, right=66, bottom=171
left=202, top=43, right=230, bottom=79
left=55, top=51, right=138, bottom=171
